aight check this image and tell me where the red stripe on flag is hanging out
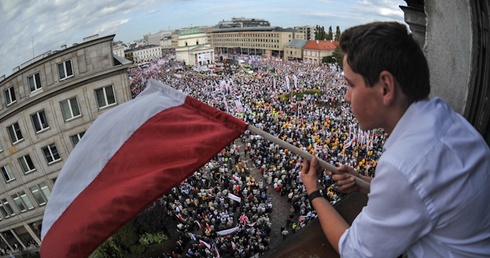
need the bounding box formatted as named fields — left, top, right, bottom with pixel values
left=41, top=96, right=246, bottom=257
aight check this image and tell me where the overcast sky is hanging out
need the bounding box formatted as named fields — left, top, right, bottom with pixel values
left=0, top=0, right=405, bottom=78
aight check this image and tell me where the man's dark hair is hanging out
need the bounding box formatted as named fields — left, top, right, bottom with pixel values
left=339, top=22, right=430, bottom=102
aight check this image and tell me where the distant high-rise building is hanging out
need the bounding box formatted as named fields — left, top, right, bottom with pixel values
left=294, top=26, right=317, bottom=40
left=143, top=30, right=176, bottom=54
left=217, top=17, right=271, bottom=28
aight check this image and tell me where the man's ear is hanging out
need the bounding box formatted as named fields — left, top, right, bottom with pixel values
left=379, top=71, right=396, bottom=105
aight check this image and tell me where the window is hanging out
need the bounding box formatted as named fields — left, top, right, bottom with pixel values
left=28, top=73, right=42, bottom=92
left=0, top=199, right=15, bottom=218
left=95, top=85, right=116, bottom=108
left=7, top=122, right=23, bottom=144
left=60, top=97, right=81, bottom=121
left=11, top=191, right=34, bottom=212
left=58, top=60, right=73, bottom=80
left=4, top=87, right=16, bottom=106
left=31, top=110, right=49, bottom=132
left=1, top=164, right=15, bottom=182
left=42, top=144, right=61, bottom=164
left=30, top=183, right=51, bottom=206
left=70, top=132, right=85, bottom=147
left=18, top=154, right=35, bottom=174
left=30, top=183, right=51, bottom=205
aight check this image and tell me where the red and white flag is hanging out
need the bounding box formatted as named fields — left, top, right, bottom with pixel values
left=40, top=79, right=247, bottom=257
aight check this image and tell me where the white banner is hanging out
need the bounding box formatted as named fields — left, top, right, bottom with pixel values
left=217, top=226, right=240, bottom=236
left=228, top=193, right=241, bottom=202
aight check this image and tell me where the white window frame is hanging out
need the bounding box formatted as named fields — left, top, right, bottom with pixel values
left=4, top=87, right=16, bottom=106
left=0, top=199, right=15, bottom=218
left=1, top=164, right=15, bottom=183
left=58, top=60, right=73, bottom=80
left=28, top=73, right=42, bottom=93
left=31, top=110, right=49, bottom=133
left=95, top=85, right=116, bottom=109
left=30, top=183, right=50, bottom=206
left=60, top=97, right=81, bottom=121
left=12, top=191, right=34, bottom=212
left=7, top=122, right=23, bottom=145
left=18, top=154, right=36, bottom=174
left=70, top=132, right=85, bottom=147
left=42, top=144, right=61, bottom=164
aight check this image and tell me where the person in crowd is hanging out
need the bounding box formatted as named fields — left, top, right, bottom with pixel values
left=301, top=21, right=490, bottom=257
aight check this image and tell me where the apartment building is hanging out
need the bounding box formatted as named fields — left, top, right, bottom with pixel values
left=0, top=34, right=132, bottom=252
left=294, top=26, right=316, bottom=40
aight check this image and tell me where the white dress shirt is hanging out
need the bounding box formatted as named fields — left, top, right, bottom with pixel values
left=339, top=98, right=490, bottom=258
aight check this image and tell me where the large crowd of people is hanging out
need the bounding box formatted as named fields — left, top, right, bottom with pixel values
left=128, top=55, right=385, bottom=257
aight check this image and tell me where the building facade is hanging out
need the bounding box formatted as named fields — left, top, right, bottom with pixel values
left=217, top=17, right=271, bottom=28
left=0, top=34, right=132, bottom=252
left=112, top=42, right=127, bottom=58
left=209, top=27, right=296, bottom=59
left=294, top=26, right=316, bottom=40
left=125, top=45, right=162, bottom=64
left=303, top=40, right=338, bottom=64
left=144, top=30, right=175, bottom=54
left=175, top=28, right=215, bottom=66
left=283, top=39, right=309, bottom=61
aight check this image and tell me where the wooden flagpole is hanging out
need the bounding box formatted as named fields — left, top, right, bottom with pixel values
left=247, top=124, right=371, bottom=191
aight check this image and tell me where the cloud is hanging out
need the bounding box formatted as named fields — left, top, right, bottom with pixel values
left=355, top=0, right=404, bottom=20
left=95, top=19, right=131, bottom=35
left=0, top=0, right=406, bottom=77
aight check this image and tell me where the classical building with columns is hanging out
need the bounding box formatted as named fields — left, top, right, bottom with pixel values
left=175, top=27, right=215, bottom=66
left=0, top=34, right=132, bottom=252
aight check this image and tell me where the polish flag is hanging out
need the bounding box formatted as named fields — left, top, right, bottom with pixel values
left=40, top=79, right=247, bottom=257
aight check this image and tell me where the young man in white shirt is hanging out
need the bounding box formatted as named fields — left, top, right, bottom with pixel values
left=301, top=21, right=490, bottom=258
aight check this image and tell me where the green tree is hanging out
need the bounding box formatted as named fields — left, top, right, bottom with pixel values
left=322, top=56, right=334, bottom=64
left=335, top=26, right=342, bottom=41
left=315, top=25, right=327, bottom=40
left=327, top=26, right=333, bottom=40
left=91, top=200, right=171, bottom=257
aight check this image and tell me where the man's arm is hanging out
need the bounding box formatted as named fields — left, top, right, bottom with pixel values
left=301, top=157, right=350, bottom=253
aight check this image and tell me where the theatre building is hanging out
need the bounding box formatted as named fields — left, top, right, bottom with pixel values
left=0, top=34, right=132, bottom=252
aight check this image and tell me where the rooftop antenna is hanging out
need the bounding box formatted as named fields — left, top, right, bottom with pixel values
left=32, top=35, right=35, bottom=58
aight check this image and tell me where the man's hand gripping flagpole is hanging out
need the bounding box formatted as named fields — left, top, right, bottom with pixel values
left=247, top=124, right=371, bottom=192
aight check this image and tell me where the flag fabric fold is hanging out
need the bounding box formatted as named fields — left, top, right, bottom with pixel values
left=40, top=78, right=247, bottom=257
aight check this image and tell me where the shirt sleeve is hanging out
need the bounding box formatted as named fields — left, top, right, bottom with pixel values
left=339, top=161, right=433, bottom=258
